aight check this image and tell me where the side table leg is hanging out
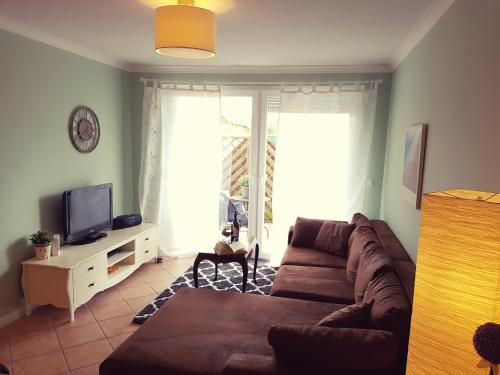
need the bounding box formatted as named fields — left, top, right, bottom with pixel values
left=241, top=260, right=248, bottom=293
left=214, top=262, right=218, bottom=281
left=193, top=255, right=202, bottom=288
left=253, top=243, right=259, bottom=284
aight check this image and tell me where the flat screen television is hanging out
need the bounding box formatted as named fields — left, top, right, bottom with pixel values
left=62, top=183, right=113, bottom=245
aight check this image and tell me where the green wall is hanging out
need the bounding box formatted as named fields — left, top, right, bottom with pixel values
left=130, top=72, right=392, bottom=219
left=380, top=0, right=500, bottom=261
left=0, top=30, right=133, bottom=317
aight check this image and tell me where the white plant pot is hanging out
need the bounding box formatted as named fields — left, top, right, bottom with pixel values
left=240, top=186, right=249, bottom=198
left=34, top=244, right=51, bottom=260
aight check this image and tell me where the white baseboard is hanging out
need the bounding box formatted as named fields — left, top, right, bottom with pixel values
left=0, top=305, right=39, bottom=328
left=0, top=306, right=25, bottom=328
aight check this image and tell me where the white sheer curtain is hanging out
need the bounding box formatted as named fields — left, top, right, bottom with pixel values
left=271, top=86, right=377, bottom=245
left=139, top=84, right=222, bottom=257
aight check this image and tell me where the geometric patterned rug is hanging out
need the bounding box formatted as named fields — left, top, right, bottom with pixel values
left=133, top=259, right=278, bottom=324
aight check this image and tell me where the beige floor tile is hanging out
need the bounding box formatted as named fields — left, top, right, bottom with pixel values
left=88, top=300, right=132, bottom=322
left=70, top=363, right=99, bottom=375
left=139, top=267, right=176, bottom=283
left=124, top=294, right=157, bottom=314
left=51, top=305, right=95, bottom=328
left=107, top=332, right=132, bottom=350
left=5, top=315, right=52, bottom=342
left=55, top=321, right=105, bottom=349
left=10, top=329, right=60, bottom=361
left=98, top=315, right=138, bottom=338
left=115, top=283, right=155, bottom=300
left=0, top=332, right=10, bottom=365
left=147, top=277, right=176, bottom=294
left=163, top=263, right=189, bottom=278
left=63, top=339, right=112, bottom=371
left=12, top=350, right=68, bottom=375
left=114, top=273, right=146, bottom=289
left=86, top=288, right=123, bottom=309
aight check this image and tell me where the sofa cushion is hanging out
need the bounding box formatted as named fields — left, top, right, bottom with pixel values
left=281, top=245, right=347, bottom=269
left=316, top=302, right=372, bottom=328
left=100, top=288, right=344, bottom=375
left=290, top=217, right=325, bottom=247
left=270, top=265, right=355, bottom=304
left=354, top=242, right=393, bottom=303
left=363, top=271, right=411, bottom=339
left=351, top=212, right=374, bottom=228
left=268, top=325, right=398, bottom=371
left=313, top=221, right=355, bottom=257
left=346, top=226, right=379, bottom=283
left=392, top=260, right=416, bottom=305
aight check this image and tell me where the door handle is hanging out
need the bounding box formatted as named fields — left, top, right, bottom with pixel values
left=88, top=282, right=95, bottom=288
left=88, top=266, right=94, bottom=271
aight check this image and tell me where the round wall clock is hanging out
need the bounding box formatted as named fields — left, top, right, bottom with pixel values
left=69, top=106, right=100, bottom=153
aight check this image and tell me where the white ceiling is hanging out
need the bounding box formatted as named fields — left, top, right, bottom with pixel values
left=0, top=0, right=454, bottom=73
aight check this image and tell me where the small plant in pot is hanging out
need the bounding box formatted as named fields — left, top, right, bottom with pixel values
left=238, top=175, right=251, bottom=198
left=29, top=230, right=52, bottom=260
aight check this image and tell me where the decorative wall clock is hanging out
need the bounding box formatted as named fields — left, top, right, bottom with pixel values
left=69, top=106, right=100, bottom=153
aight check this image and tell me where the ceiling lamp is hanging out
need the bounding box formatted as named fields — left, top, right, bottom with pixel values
left=155, top=0, right=216, bottom=59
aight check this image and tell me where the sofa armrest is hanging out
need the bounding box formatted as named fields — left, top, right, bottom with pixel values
left=268, top=325, right=398, bottom=371
left=288, top=226, right=294, bottom=245
left=221, top=354, right=328, bottom=375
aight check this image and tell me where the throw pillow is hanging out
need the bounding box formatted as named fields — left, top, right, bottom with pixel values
left=268, top=325, right=398, bottom=371
left=351, top=212, right=373, bottom=228
left=290, top=217, right=325, bottom=247
left=354, top=242, right=393, bottom=303
left=313, top=221, right=355, bottom=257
left=363, top=270, right=411, bottom=345
left=316, top=302, right=372, bottom=328
left=345, top=226, right=379, bottom=283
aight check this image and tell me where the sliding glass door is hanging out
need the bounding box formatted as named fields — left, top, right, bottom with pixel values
left=220, top=89, right=355, bottom=263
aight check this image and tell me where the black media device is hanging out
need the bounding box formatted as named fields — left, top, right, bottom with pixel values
left=113, top=214, right=142, bottom=230
left=62, top=183, right=113, bottom=245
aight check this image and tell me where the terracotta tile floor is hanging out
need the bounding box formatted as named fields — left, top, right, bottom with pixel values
left=0, top=256, right=195, bottom=375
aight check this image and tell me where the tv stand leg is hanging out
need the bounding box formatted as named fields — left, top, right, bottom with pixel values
left=69, top=307, right=75, bottom=322
left=24, top=304, right=32, bottom=317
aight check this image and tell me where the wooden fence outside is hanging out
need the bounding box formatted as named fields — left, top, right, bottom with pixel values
left=222, top=137, right=275, bottom=223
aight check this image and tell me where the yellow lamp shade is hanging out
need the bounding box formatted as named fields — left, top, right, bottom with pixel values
left=407, top=189, right=500, bottom=375
left=155, top=4, right=216, bottom=58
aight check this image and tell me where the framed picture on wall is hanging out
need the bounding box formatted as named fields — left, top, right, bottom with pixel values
left=402, top=123, right=428, bottom=209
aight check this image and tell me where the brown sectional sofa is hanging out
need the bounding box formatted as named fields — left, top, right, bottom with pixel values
left=100, top=215, right=415, bottom=375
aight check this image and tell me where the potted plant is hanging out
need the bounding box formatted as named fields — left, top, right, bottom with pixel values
left=29, top=230, right=53, bottom=260
left=238, top=175, right=251, bottom=198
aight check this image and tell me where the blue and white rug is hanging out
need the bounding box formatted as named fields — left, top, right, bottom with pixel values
left=133, top=260, right=278, bottom=324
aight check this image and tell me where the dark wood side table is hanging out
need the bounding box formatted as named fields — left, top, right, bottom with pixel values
left=193, top=239, right=259, bottom=293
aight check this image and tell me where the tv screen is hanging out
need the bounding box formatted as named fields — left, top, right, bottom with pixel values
left=63, top=183, right=113, bottom=244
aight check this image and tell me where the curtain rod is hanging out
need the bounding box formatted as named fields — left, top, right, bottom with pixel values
left=140, top=78, right=383, bottom=87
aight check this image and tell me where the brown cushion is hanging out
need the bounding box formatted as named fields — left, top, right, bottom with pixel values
left=316, top=302, right=372, bottom=328
left=281, top=245, right=347, bottom=269
left=354, top=242, right=393, bottom=303
left=392, top=260, right=416, bottom=305
left=313, top=221, right=355, bottom=257
left=290, top=217, right=325, bottom=247
left=270, top=265, right=355, bottom=304
left=351, top=212, right=373, bottom=228
left=268, top=325, right=398, bottom=371
left=346, top=226, right=379, bottom=283
left=363, top=271, right=411, bottom=339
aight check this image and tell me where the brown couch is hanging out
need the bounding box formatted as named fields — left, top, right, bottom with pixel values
left=100, top=215, right=415, bottom=375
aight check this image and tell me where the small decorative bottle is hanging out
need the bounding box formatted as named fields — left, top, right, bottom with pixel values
left=51, top=234, right=60, bottom=257
left=231, top=211, right=240, bottom=243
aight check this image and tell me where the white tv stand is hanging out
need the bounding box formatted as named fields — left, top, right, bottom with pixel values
left=22, top=224, right=158, bottom=322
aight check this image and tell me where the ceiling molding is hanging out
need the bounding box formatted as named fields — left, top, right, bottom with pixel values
left=391, top=0, right=455, bottom=69
left=125, top=64, right=393, bottom=74
left=0, top=15, right=127, bottom=71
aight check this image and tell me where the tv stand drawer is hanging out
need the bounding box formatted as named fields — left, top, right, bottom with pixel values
left=74, top=272, right=106, bottom=307
left=73, top=254, right=107, bottom=284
